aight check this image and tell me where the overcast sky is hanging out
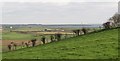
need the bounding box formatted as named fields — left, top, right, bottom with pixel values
left=1, top=0, right=119, bottom=24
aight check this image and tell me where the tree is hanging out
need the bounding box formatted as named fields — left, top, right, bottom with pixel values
left=50, top=35, right=54, bottom=42
left=55, top=33, right=62, bottom=41
left=109, top=13, right=120, bottom=27
left=103, top=22, right=111, bottom=29
left=8, top=44, right=12, bottom=51
left=73, top=29, right=80, bottom=36
left=31, top=39, right=37, bottom=47
left=41, top=36, right=46, bottom=44
left=81, top=28, right=88, bottom=34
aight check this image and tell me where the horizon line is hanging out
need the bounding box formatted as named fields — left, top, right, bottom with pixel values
left=0, top=23, right=102, bottom=25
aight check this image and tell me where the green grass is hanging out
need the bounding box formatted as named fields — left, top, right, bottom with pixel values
left=2, top=31, right=74, bottom=40
left=2, top=28, right=119, bottom=59
left=2, top=32, right=35, bottom=40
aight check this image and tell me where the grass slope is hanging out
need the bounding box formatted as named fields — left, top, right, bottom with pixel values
left=2, top=28, right=119, bottom=59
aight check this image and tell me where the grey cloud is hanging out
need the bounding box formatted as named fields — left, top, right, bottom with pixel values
left=2, top=2, right=118, bottom=24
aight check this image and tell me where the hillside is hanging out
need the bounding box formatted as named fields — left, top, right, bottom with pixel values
left=2, top=28, right=119, bottom=59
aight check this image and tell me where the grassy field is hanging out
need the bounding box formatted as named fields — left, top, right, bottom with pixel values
left=2, top=32, right=35, bottom=40
left=2, top=31, right=74, bottom=40
left=2, top=26, right=98, bottom=40
left=2, top=31, right=74, bottom=52
left=2, top=28, right=119, bottom=59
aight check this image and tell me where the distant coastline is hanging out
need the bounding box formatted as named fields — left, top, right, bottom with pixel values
left=1, top=24, right=102, bottom=28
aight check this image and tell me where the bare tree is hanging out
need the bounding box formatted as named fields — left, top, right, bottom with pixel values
left=72, top=29, right=80, bottom=36
left=41, top=36, right=46, bottom=44
left=103, top=22, right=111, bottom=29
left=109, top=13, right=120, bottom=27
left=31, top=39, right=36, bottom=47
left=55, top=33, right=62, bottom=41
left=50, top=35, right=54, bottom=42
left=81, top=28, right=88, bottom=34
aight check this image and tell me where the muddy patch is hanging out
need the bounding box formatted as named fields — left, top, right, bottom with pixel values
left=2, top=40, right=43, bottom=52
